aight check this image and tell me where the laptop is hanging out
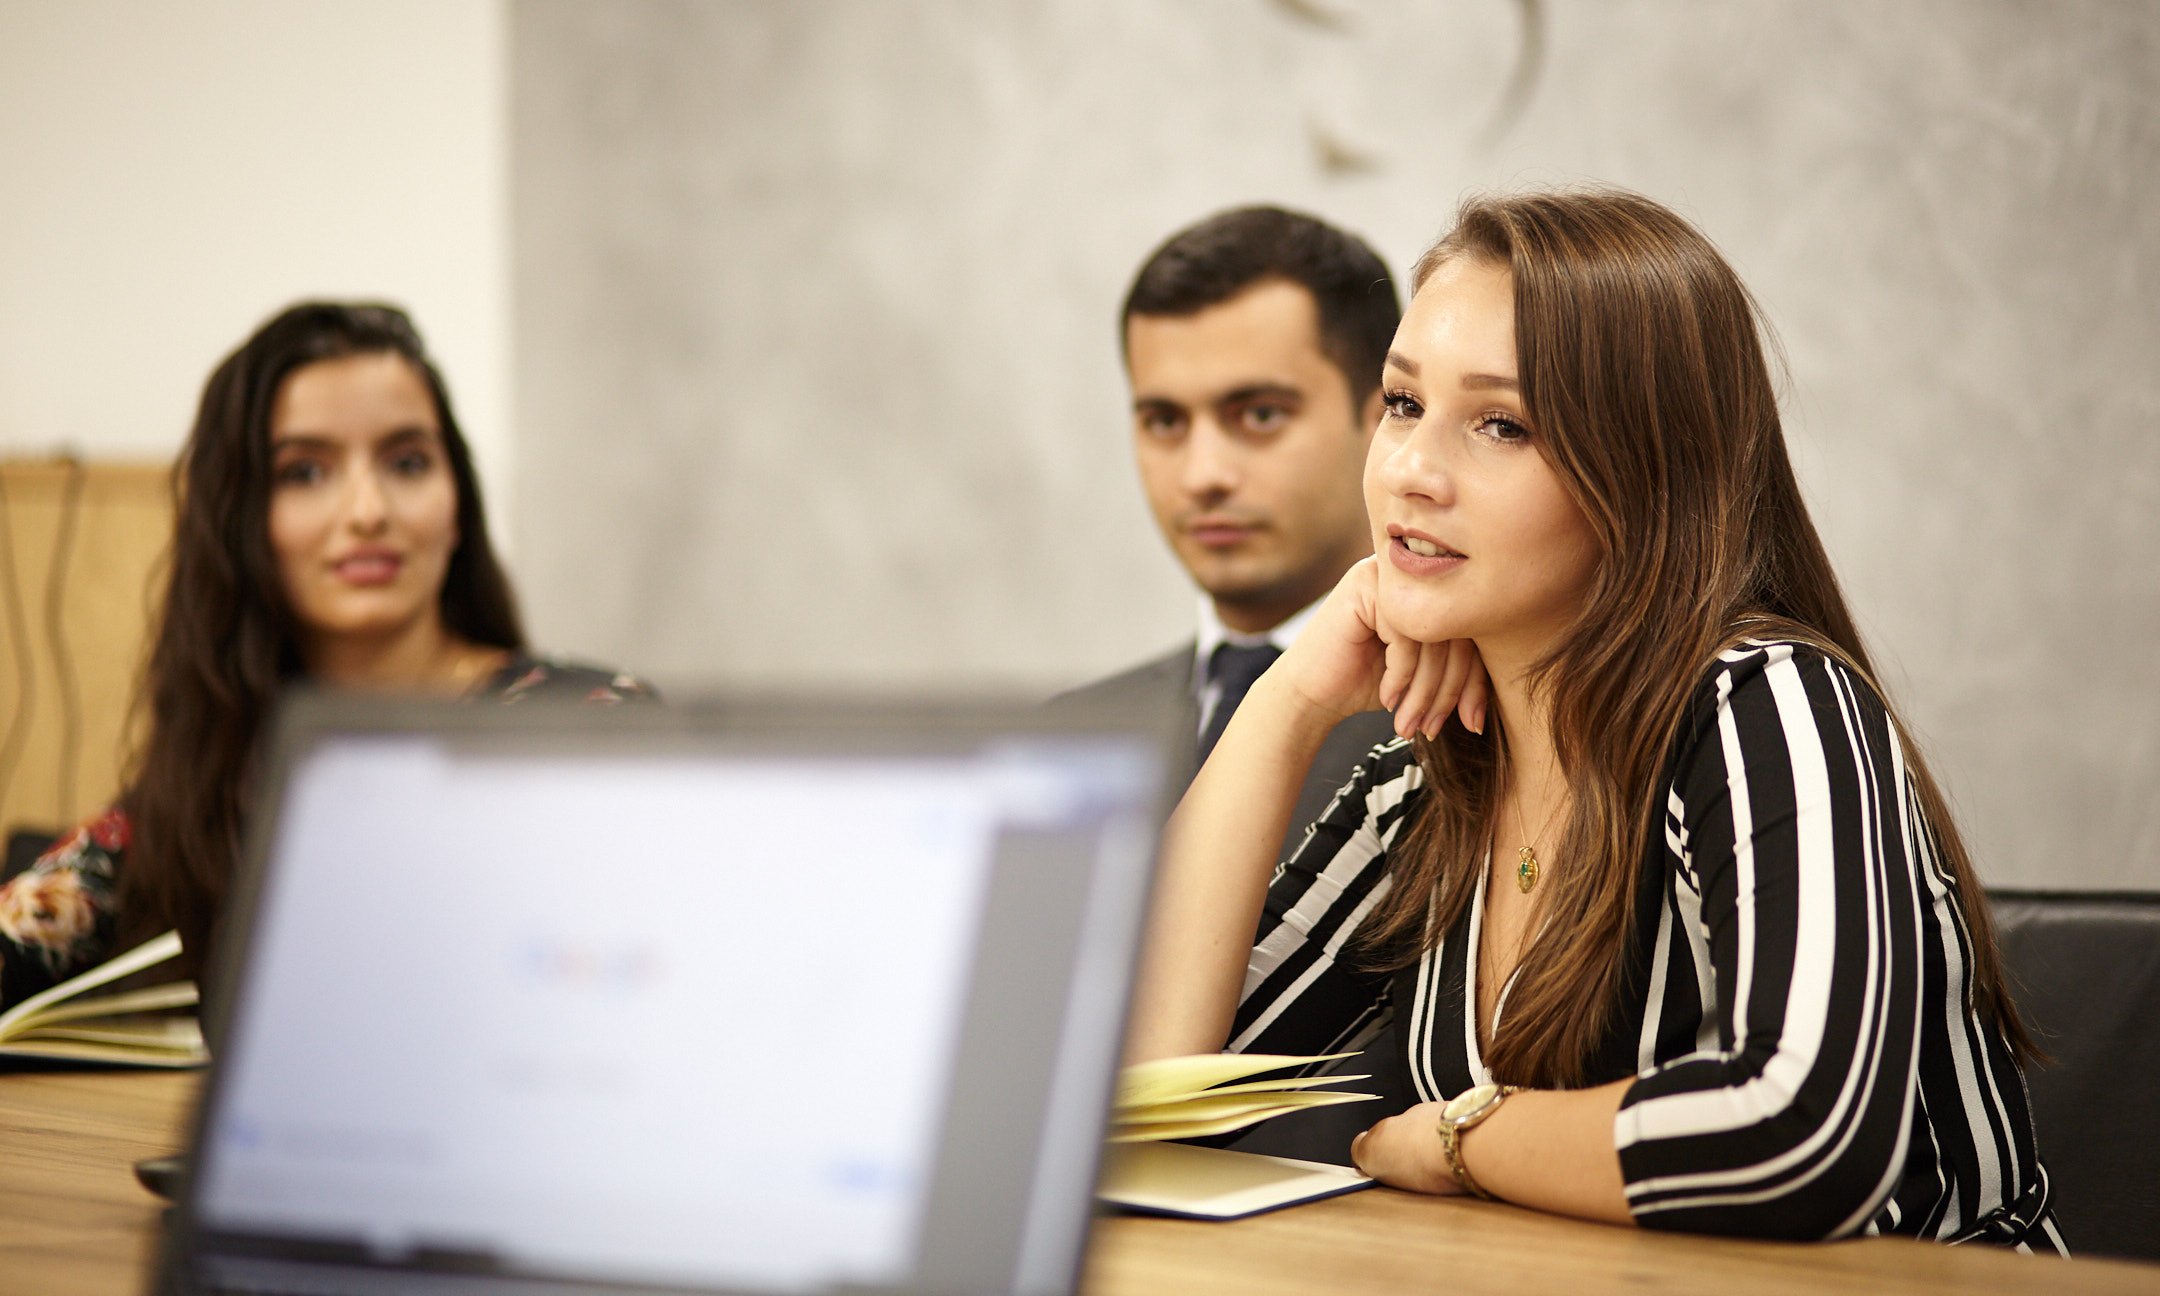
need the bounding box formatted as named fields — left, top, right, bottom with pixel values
left=156, top=693, right=1172, bottom=1296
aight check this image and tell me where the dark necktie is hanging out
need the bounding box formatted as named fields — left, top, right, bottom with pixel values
left=1199, top=642, right=1283, bottom=762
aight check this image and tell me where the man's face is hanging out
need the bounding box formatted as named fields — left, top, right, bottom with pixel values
left=1126, top=279, right=1378, bottom=634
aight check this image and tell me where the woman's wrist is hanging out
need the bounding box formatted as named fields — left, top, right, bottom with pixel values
left=1240, top=669, right=1352, bottom=753
left=1434, top=1084, right=1519, bottom=1199
left=1350, top=1099, right=1473, bottom=1195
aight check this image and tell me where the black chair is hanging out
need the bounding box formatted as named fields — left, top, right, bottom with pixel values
left=1989, top=890, right=2160, bottom=1260
left=3, top=827, right=60, bottom=885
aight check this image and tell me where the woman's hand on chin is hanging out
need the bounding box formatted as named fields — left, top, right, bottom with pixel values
left=1350, top=1102, right=1468, bottom=1195
left=1281, top=557, right=1488, bottom=740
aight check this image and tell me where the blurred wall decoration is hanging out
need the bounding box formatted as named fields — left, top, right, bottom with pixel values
left=512, top=0, right=2158, bottom=888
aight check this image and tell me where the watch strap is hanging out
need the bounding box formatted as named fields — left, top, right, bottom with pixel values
left=1437, top=1084, right=1520, bottom=1200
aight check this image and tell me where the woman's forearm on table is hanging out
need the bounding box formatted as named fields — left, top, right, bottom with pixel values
left=1466, top=1080, right=1635, bottom=1225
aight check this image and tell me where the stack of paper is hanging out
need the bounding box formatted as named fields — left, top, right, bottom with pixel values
left=1111, top=1052, right=1377, bottom=1142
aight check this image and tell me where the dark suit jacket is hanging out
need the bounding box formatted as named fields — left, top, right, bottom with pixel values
left=1053, top=642, right=1401, bottom=1166
left=1051, top=642, right=1397, bottom=864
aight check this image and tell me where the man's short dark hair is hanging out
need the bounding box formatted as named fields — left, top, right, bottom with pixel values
left=1121, top=206, right=1400, bottom=406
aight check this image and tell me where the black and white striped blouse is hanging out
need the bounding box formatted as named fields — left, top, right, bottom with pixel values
left=1231, top=640, right=2064, bottom=1249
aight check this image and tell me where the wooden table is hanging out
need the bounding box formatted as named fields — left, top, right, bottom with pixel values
left=0, top=1071, right=190, bottom=1296
left=1082, top=1184, right=2160, bottom=1295
left=3, top=1072, right=2154, bottom=1296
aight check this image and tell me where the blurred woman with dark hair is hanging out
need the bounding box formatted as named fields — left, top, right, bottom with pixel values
left=0, top=302, right=649, bottom=1004
left=1125, top=189, right=2061, bottom=1249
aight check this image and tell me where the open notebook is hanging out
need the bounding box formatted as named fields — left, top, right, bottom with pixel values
left=0, top=929, right=205, bottom=1066
left=156, top=694, right=1170, bottom=1296
left=1099, top=1052, right=1378, bottom=1219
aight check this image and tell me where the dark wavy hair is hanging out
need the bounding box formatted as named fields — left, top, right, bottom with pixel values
left=116, top=302, right=525, bottom=972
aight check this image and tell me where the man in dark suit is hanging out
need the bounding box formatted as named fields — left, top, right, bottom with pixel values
left=1059, top=206, right=1402, bottom=858
left=1057, top=207, right=1406, bottom=1166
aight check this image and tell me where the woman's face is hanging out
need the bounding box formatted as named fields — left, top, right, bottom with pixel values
left=267, top=351, right=461, bottom=649
left=1364, top=256, right=1600, bottom=662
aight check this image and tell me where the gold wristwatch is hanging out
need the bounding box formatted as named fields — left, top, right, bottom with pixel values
left=1435, top=1083, right=1520, bottom=1200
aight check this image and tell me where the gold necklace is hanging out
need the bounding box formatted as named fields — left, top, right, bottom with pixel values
left=1512, top=792, right=1565, bottom=895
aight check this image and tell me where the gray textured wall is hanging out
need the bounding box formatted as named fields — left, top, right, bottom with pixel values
left=511, top=0, right=2160, bottom=889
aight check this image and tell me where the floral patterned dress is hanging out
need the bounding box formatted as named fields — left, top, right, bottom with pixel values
left=0, top=657, right=654, bottom=1010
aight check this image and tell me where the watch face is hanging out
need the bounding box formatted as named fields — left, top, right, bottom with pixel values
left=1444, top=1083, right=1502, bottom=1122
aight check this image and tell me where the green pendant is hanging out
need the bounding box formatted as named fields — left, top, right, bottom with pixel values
left=1516, top=845, right=1540, bottom=894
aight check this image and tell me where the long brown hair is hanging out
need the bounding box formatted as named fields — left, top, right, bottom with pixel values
left=1362, top=189, right=2033, bottom=1086
left=117, top=302, right=525, bottom=973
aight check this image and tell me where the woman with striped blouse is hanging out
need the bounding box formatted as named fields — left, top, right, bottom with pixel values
left=1124, top=188, right=2061, bottom=1249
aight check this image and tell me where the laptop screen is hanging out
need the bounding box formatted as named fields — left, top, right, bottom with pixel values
left=173, top=703, right=1163, bottom=1296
